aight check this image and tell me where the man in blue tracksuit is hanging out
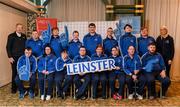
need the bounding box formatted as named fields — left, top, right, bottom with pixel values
left=26, top=30, right=44, bottom=58
left=15, top=47, right=37, bottom=99
left=119, top=24, right=137, bottom=56
left=83, top=23, right=102, bottom=56
left=50, top=27, right=63, bottom=57
left=141, top=43, right=171, bottom=99
left=137, top=27, right=155, bottom=57
left=103, top=27, right=118, bottom=57
left=55, top=49, right=73, bottom=99
left=38, top=45, right=57, bottom=101
left=91, top=45, right=107, bottom=99
left=73, top=46, right=91, bottom=100
left=68, top=30, right=82, bottom=59
left=109, top=47, right=125, bottom=100
left=123, top=45, right=146, bottom=100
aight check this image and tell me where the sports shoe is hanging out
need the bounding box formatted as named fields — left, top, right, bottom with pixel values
left=128, top=93, right=134, bottom=100
left=41, top=95, right=45, bottom=100
left=29, top=92, right=34, bottom=99
left=136, top=94, right=143, bottom=100
left=116, top=93, right=122, bottom=100
left=46, top=95, right=51, bottom=100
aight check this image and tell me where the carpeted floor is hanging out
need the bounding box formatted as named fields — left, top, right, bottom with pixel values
left=0, top=81, right=180, bottom=106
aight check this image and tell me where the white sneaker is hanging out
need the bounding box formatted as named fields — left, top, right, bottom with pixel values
left=41, top=95, right=45, bottom=100
left=46, top=95, right=51, bottom=100
left=128, top=93, right=134, bottom=100
left=136, top=94, right=143, bottom=100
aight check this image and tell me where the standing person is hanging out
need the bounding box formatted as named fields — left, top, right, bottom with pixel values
left=137, top=27, right=155, bottom=57
left=26, top=30, right=43, bottom=59
left=103, top=27, right=118, bottom=57
left=68, top=30, right=82, bottom=59
left=38, top=45, right=57, bottom=101
left=6, top=23, right=27, bottom=94
left=50, top=27, right=63, bottom=57
left=15, top=47, right=37, bottom=99
left=91, top=45, right=107, bottom=99
left=83, top=23, right=102, bottom=56
left=142, top=43, right=171, bottom=99
left=73, top=46, right=91, bottom=100
left=123, top=45, right=146, bottom=100
left=119, top=24, right=137, bottom=56
left=156, top=26, right=175, bottom=78
left=109, top=47, right=125, bottom=100
left=55, top=49, right=73, bottom=99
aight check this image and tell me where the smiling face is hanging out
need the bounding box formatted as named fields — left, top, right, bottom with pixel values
left=111, top=47, right=118, bottom=56
left=45, top=47, right=51, bottom=55
left=61, top=51, right=68, bottom=60
left=79, top=47, right=86, bottom=56
left=124, top=26, right=132, bottom=33
left=25, top=49, right=32, bottom=57
left=32, top=31, right=39, bottom=39
left=128, top=46, right=135, bottom=56
left=141, top=28, right=148, bottom=37
left=16, top=24, right=23, bottom=34
left=52, top=29, right=59, bottom=36
left=107, top=28, right=114, bottom=37
left=160, top=27, right=168, bottom=36
left=73, top=32, right=79, bottom=41
left=89, top=26, right=96, bottom=34
left=96, top=46, right=103, bottom=56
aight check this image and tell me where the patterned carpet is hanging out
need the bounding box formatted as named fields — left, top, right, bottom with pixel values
left=0, top=82, right=180, bottom=106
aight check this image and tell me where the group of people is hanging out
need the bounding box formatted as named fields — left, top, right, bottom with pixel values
left=6, top=23, right=174, bottom=101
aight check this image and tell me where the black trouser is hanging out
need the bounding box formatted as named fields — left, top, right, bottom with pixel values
left=11, top=56, right=20, bottom=92
left=165, top=60, right=171, bottom=78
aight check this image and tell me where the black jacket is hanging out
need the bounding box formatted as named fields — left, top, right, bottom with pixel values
left=156, top=35, right=174, bottom=61
left=6, top=32, right=27, bottom=58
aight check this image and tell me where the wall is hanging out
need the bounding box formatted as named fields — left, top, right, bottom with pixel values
left=0, top=3, right=27, bottom=87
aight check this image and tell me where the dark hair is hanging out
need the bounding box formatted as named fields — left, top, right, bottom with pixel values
left=73, top=30, right=79, bottom=35
left=43, top=44, right=53, bottom=57
left=148, top=42, right=156, bottom=47
left=96, top=44, right=104, bottom=54
left=124, top=24, right=132, bottom=30
left=88, top=23, right=96, bottom=27
left=141, top=27, right=148, bottom=31
left=79, top=46, right=86, bottom=50
left=61, top=49, right=68, bottom=54
left=24, top=47, right=32, bottom=51
left=51, top=27, right=59, bottom=32
left=128, top=45, right=135, bottom=49
left=107, top=27, right=113, bottom=30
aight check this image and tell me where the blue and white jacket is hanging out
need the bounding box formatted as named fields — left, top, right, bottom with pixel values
left=38, top=54, right=57, bottom=73
left=123, top=54, right=141, bottom=75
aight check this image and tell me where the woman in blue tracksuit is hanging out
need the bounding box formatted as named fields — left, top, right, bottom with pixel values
left=50, top=27, right=63, bottom=57
left=15, top=47, right=37, bottom=99
left=119, top=24, right=137, bottom=56
left=55, top=49, right=73, bottom=99
left=38, top=45, right=57, bottom=101
left=109, top=47, right=125, bottom=100
left=73, top=46, right=91, bottom=100
left=123, top=45, right=146, bottom=100
left=91, top=45, right=107, bottom=99
left=26, top=30, right=44, bottom=58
